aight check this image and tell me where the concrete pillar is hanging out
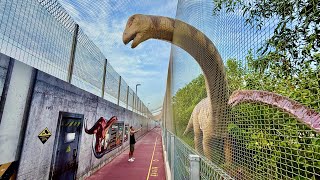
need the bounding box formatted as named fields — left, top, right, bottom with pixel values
left=189, top=154, right=200, bottom=180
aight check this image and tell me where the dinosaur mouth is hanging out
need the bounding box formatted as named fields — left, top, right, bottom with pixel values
left=123, top=32, right=137, bottom=45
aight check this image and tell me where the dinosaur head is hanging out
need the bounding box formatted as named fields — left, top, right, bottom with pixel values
left=106, top=116, right=118, bottom=127
left=123, top=14, right=152, bottom=48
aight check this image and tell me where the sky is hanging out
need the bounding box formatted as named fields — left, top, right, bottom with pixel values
left=57, top=0, right=275, bottom=111
left=58, top=0, right=178, bottom=111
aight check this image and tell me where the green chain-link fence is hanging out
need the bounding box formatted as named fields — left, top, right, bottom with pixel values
left=162, top=128, right=233, bottom=180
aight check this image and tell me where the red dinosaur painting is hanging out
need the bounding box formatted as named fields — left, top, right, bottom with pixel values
left=84, top=116, right=118, bottom=158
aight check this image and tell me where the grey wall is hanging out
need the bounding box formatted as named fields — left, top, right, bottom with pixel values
left=0, top=56, right=34, bottom=165
left=16, top=67, right=152, bottom=179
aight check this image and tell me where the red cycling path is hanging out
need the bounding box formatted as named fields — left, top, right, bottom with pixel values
left=86, top=127, right=166, bottom=180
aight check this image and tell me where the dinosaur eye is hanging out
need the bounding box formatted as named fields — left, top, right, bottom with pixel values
left=129, top=16, right=135, bottom=22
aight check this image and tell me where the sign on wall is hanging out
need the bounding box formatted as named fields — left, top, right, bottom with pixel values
left=38, top=127, right=52, bottom=144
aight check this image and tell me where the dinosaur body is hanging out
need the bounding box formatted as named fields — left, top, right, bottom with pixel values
left=85, top=116, right=118, bottom=158
left=183, top=97, right=211, bottom=155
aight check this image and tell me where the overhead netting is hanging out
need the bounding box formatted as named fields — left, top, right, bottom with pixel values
left=0, top=0, right=153, bottom=116
left=167, top=0, right=320, bottom=179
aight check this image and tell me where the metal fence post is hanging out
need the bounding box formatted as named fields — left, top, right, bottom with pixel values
left=171, top=134, right=175, bottom=180
left=136, top=98, right=138, bottom=114
left=166, top=132, right=170, bottom=155
left=67, top=24, right=79, bottom=83
left=139, top=100, right=141, bottom=114
left=126, top=85, right=129, bottom=109
left=135, top=96, right=138, bottom=113
left=136, top=97, right=139, bottom=113
left=189, top=154, right=200, bottom=180
left=117, top=76, right=121, bottom=105
left=132, top=93, right=135, bottom=112
left=101, top=59, right=107, bottom=98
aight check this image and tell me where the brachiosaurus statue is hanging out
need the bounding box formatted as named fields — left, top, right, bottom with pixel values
left=123, top=14, right=229, bottom=160
left=122, top=14, right=320, bottom=161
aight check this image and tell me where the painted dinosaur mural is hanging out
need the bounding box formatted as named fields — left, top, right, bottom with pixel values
left=84, top=116, right=118, bottom=158
left=122, top=14, right=320, bottom=162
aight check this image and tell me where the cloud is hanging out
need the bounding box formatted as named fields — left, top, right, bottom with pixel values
left=58, top=0, right=179, bottom=109
left=147, top=0, right=178, bottom=17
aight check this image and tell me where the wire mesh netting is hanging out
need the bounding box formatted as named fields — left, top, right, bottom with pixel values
left=73, top=29, right=105, bottom=96
left=2, top=0, right=319, bottom=178
left=0, top=0, right=73, bottom=81
left=119, top=79, right=128, bottom=107
left=128, top=89, right=134, bottom=110
left=200, top=157, right=233, bottom=180
left=174, top=135, right=193, bottom=180
left=165, top=0, right=320, bottom=179
left=0, top=0, right=152, bottom=115
left=105, top=63, right=120, bottom=103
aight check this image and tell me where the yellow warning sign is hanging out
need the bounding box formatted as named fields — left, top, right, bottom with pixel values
left=38, top=127, right=52, bottom=136
left=38, top=127, right=52, bottom=144
left=66, top=145, right=71, bottom=153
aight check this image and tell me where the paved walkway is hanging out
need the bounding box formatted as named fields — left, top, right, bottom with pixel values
left=87, top=127, right=165, bottom=180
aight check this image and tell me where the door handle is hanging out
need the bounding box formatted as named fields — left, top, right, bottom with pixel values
left=73, top=149, right=77, bottom=158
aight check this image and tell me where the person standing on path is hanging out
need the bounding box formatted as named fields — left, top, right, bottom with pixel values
left=128, top=126, right=141, bottom=162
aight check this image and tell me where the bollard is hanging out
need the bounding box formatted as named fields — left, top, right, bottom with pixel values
left=189, top=154, right=200, bottom=180
left=170, top=134, right=175, bottom=180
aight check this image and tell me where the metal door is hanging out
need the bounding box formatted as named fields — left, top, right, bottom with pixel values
left=51, top=112, right=83, bottom=180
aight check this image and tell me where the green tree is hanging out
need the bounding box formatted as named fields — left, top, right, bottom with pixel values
left=213, top=0, right=319, bottom=79
left=172, top=74, right=206, bottom=146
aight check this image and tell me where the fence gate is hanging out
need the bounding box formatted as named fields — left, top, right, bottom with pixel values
left=50, top=112, right=84, bottom=180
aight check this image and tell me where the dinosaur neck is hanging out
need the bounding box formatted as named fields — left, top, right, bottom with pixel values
left=229, top=90, right=320, bottom=132
left=147, top=15, right=229, bottom=110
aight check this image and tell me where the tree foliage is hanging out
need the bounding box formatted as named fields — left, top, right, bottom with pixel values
left=172, top=74, right=206, bottom=146
left=213, top=0, right=320, bottom=79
